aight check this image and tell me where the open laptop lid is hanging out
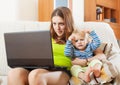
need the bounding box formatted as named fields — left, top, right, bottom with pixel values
left=4, top=30, right=54, bottom=69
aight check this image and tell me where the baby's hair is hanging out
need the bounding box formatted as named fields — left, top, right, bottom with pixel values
left=72, top=29, right=91, bottom=42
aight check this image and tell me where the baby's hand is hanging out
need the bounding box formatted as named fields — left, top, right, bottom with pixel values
left=82, top=29, right=92, bottom=34
left=68, top=34, right=75, bottom=41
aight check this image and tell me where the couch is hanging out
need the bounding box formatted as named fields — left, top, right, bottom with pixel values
left=0, top=21, right=120, bottom=85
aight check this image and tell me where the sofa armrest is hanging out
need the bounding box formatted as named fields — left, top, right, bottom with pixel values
left=0, top=76, right=7, bottom=85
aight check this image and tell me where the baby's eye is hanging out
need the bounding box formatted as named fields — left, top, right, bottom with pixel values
left=80, top=39, right=84, bottom=41
left=75, top=40, right=78, bottom=42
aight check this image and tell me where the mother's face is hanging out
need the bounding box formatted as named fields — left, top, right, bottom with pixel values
left=52, top=16, right=65, bottom=37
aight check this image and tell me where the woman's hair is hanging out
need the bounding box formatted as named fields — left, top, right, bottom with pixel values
left=50, top=7, right=74, bottom=44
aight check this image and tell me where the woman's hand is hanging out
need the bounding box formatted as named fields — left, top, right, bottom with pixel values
left=97, top=54, right=106, bottom=60
left=71, top=58, right=87, bottom=67
left=88, top=48, right=107, bottom=62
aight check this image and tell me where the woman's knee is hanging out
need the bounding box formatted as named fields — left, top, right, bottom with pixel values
left=28, top=69, right=48, bottom=85
left=29, top=69, right=48, bottom=79
left=8, top=68, right=29, bottom=78
left=8, top=68, right=29, bottom=85
left=59, top=71, right=70, bottom=84
left=46, top=71, right=70, bottom=85
left=29, top=69, right=70, bottom=85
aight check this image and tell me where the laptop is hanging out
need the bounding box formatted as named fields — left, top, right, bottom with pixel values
left=4, top=30, right=54, bottom=70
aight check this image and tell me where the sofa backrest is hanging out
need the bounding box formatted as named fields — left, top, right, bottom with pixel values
left=0, top=21, right=119, bottom=76
left=76, top=22, right=119, bottom=50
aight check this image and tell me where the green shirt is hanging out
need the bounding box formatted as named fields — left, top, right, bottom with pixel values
left=52, top=40, right=72, bottom=70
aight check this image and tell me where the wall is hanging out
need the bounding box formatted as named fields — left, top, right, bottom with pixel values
left=72, top=0, right=84, bottom=24
left=0, top=0, right=17, bottom=21
left=16, top=0, right=38, bottom=21
left=0, top=0, right=38, bottom=21
left=0, top=0, right=84, bottom=22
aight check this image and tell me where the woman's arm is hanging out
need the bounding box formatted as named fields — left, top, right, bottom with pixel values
left=87, top=48, right=106, bottom=62
left=71, top=58, right=87, bottom=66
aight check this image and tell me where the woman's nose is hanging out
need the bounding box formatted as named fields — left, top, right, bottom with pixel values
left=56, top=24, right=60, bottom=30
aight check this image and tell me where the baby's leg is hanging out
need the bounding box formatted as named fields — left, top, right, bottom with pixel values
left=83, top=67, right=92, bottom=82
left=78, top=71, right=91, bottom=83
left=92, top=63, right=102, bottom=77
left=78, top=72, right=86, bottom=81
left=71, top=65, right=91, bottom=83
left=88, top=59, right=102, bottom=78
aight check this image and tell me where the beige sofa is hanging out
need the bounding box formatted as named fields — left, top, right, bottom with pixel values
left=0, top=21, right=120, bottom=85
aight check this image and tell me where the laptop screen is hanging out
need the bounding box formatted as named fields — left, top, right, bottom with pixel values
left=4, top=30, right=54, bottom=69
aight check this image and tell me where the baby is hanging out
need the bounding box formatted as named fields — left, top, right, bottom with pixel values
left=65, top=29, right=103, bottom=82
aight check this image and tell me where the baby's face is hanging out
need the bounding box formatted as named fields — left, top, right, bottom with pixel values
left=73, top=34, right=88, bottom=51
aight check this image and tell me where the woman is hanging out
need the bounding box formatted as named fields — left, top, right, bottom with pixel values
left=8, top=7, right=105, bottom=85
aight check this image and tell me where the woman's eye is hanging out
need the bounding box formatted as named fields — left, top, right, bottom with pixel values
left=53, top=23, right=56, bottom=25
left=59, top=23, right=64, bottom=26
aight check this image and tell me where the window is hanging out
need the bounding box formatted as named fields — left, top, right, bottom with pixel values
left=54, top=0, right=68, bottom=9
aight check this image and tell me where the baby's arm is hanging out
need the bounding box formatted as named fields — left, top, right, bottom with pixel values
left=64, top=34, right=76, bottom=57
left=89, top=30, right=101, bottom=50
left=82, top=29, right=101, bottom=50
left=64, top=40, right=74, bottom=57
